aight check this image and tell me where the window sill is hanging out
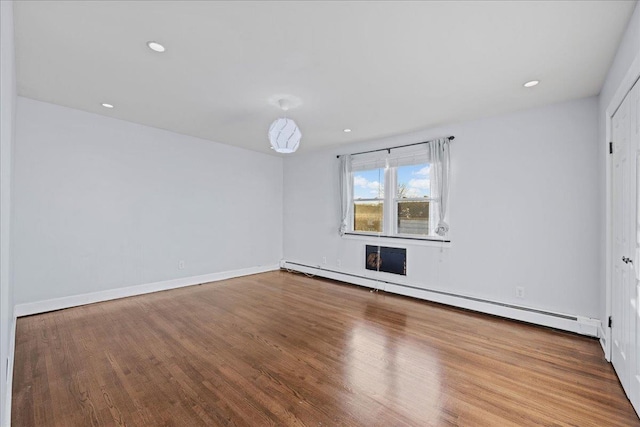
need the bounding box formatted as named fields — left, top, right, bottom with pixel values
left=342, top=232, right=451, bottom=247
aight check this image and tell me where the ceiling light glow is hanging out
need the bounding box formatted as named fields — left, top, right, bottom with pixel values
left=523, top=80, right=540, bottom=88
left=147, top=41, right=166, bottom=53
left=101, top=103, right=114, bottom=108
left=343, top=129, right=352, bottom=133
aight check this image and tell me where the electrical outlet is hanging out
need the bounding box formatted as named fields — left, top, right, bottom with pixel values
left=179, top=260, right=185, bottom=270
left=322, top=257, right=327, bottom=265
left=516, top=286, right=525, bottom=298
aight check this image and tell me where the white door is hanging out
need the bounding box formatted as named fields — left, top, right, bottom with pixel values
left=612, top=83, right=632, bottom=397
left=611, top=79, right=640, bottom=415
left=629, top=80, right=640, bottom=411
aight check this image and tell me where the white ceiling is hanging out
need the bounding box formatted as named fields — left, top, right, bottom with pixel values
left=14, top=1, right=637, bottom=155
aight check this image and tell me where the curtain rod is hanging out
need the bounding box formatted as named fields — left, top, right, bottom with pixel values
left=336, top=136, right=454, bottom=159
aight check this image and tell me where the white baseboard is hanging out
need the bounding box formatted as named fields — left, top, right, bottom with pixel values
left=14, top=264, right=280, bottom=317
left=3, top=316, right=16, bottom=427
left=283, top=261, right=600, bottom=337
left=600, top=325, right=610, bottom=361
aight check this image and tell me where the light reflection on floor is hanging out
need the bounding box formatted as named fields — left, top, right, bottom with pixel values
left=344, top=300, right=443, bottom=424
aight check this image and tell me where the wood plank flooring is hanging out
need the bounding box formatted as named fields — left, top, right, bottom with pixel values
left=12, top=271, right=639, bottom=426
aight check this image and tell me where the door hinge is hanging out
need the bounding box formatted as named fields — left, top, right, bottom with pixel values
left=610, top=142, right=614, bottom=154
left=609, top=316, right=613, bottom=328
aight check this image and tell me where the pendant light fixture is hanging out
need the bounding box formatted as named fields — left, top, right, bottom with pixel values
left=268, top=99, right=302, bottom=153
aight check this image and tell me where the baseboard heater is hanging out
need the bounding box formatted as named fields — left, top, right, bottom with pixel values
left=281, top=261, right=600, bottom=337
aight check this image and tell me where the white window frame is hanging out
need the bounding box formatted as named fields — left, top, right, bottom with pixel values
left=349, top=158, right=442, bottom=240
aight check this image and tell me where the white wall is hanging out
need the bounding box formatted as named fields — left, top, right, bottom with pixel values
left=13, top=97, right=283, bottom=305
left=283, top=97, right=600, bottom=319
left=599, top=3, right=640, bottom=333
left=0, top=1, right=15, bottom=425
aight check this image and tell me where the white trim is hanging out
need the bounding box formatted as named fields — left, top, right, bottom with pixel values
left=14, top=264, right=280, bottom=317
left=3, top=316, right=16, bottom=427
left=605, top=108, right=613, bottom=362
left=604, top=53, right=640, bottom=362
left=342, top=233, right=452, bottom=248
left=283, top=261, right=600, bottom=337
left=600, top=325, right=609, bottom=360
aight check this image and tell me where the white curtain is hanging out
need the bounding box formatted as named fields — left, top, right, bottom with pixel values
left=338, top=154, right=352, bottom=235
left=429, top=138, right=451, bottom=237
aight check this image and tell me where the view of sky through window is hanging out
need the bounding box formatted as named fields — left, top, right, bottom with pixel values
left=353, top=168, right=384, bottom=199
left=353, top=164, right=430, bottom=199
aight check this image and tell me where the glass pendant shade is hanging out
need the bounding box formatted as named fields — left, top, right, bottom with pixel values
left=268, top=118, right=301, bottom=153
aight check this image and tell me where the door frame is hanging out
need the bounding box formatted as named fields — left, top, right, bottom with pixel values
left=606, top=53, right=640, bottom=361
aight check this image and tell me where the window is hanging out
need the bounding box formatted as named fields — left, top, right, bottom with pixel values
left=353, top=168, right=384, bottom=233
left=395, top=164, right=431, bottom=236
left=350, top=148, right=440, bottom=239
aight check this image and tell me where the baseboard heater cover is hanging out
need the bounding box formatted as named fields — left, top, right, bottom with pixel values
left=282, top=261, right=600, bottom=337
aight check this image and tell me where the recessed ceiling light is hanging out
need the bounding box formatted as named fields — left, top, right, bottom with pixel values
left=523, top=80, right=540, bottom=88
left=147, top=41, right=166, bottom=53
left=101, top=103, right=114, bottom=109
left=343, top=128, right=352, bottom=133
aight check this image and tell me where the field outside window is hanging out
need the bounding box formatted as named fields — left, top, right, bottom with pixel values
left=351, top=162, right=436, bottom=238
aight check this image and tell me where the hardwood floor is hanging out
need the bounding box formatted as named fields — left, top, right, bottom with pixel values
left=12, top=271, right=639, bottom=426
